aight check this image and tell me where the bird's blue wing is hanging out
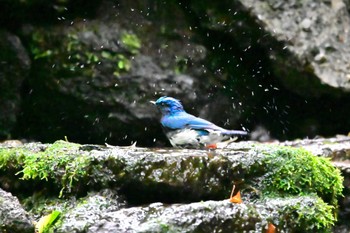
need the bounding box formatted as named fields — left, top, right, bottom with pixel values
left=188, top=117, right=248, bottom=136
left=161, top=112, right=224, bottom=133
left=161, top=112, right=192, bottom=129
left=186, top=117, right=224, bottom=131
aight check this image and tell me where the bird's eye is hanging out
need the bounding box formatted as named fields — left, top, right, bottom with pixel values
left=161, top=103, right=166, bottom=106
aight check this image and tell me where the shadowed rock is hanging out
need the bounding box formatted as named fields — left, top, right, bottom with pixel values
left=0, top=30, right=30, bottom=139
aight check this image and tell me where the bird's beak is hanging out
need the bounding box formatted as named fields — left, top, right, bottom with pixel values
left=149, top=101, right=156, bottom=105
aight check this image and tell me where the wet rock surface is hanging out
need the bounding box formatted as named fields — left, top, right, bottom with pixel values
left=59, top=196, right=330, bottom=233
left=0, top=188, right=34, bottom=233
left=0, top=137, right=348, bottom=232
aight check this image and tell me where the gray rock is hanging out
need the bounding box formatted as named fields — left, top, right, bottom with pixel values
left=57, top=189, right=126, bottom=233
left=272, top=134, right=350, bottom=159
left=239, top=0, right=350, bottom=96
left=0, top=188, right=34, bottom=233
left=56, top=196, right=332, bottom=233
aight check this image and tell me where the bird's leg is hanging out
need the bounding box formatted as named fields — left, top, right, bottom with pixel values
left=205, top=137, right=238, bottom=149
left=216, top=137, right=238, bottom=148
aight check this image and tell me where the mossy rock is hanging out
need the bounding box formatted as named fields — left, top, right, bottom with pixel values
left=26, top=192, right=338, bottom=233
left=0, top=141, right=343, bottom=204
left=258, top=145, right=343, bottom=206
left=0, top=140, right=344, bottom=232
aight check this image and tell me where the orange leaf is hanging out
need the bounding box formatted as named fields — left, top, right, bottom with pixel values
left=229, top=191, right=242, bottom=204
left=266, top=223, right=276, bottom=233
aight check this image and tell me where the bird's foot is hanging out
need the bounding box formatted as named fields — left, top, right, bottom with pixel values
left=206, top=144, right=217, bottom=149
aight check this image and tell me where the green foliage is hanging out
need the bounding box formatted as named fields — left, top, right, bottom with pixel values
left=30, top=31, right=55, bottom=60
left=261, top=146, right=343, bottom=206
left=121, top=32, right=141, bottom=54
left=28, top=30, right=134, bottom=79
left=117, top=54, right=131, bottom=70
left=61, top=33, right=102, bottom=74
left=36, top=210, right=61, bottom=233
left=101, top=51, right=131, bottom=77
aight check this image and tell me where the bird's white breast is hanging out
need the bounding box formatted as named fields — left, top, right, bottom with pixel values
left=166, top=128, right=230, bottom=148
left=167, top=128, right=200, bottom=148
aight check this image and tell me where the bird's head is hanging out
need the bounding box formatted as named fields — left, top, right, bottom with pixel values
left=151, top=96, right=184, bottom=115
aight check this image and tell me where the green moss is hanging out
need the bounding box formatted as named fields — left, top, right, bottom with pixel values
left=260, top=146, right=343, bottom=207
left=1, top=140, right=120, bottom=199
left=0, top=140, right=97, bottom=197
left=283, top=196, right=335, bottom=232
left=17, top=141, right=91, bottom=197
left=298, top=197, right=335, bottom=231
left=260, top=196, right=335, bottom=232
left=0, top=147, right=27, bottom=169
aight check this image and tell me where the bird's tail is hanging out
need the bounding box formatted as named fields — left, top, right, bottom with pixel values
left=222, top=130, right=249, bottom=137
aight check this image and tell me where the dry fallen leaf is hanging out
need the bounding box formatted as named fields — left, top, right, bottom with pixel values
left=229, top=184, right=242, bottom=204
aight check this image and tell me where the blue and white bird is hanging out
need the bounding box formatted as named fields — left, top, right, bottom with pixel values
left=151, top=96, right=248, bottom=148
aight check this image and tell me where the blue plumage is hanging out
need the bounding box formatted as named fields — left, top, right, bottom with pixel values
left=152, top=96, right=248, bottom=148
